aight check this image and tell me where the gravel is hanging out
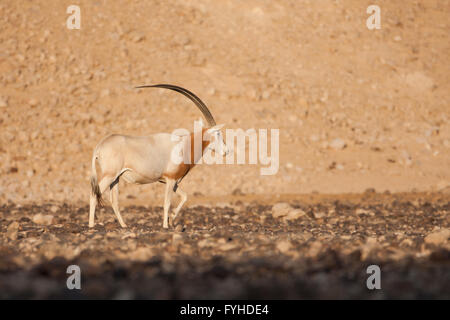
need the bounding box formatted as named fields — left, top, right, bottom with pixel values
left=0, top=193, right=448, bottom=299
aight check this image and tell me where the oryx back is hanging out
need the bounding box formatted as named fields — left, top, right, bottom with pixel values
left=95, top=133, right=177, bottom=184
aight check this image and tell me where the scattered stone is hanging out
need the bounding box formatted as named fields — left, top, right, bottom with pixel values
left=328, top=161, right=337, bottom=170
left=271, top=203, right=292, bottom=218
left=355, top=208, right=370, bottom=215
left=28, top=99, right=38, bottom=107
left=313, top=211, right=326, bottom=219
left=329, top=138, right=346, bottom=150
left=105, top=223, right=118, bottom=231
left=174, top=224, right=185, bottom=232
left=122, top=232, right=137, bottom=240
left=232, top=188, right=245, bottom=196
left=219, top=243, right=237, bottom=251
left=401, top=150, right=412, bottom=166
left=276, top=240, right=292, bottom=254
left=100, top=89, right=110, bottom=97
left=131, top=33, right=145, bottom=43
left=425, top=126, right=440, bottom=137
left=306, top=241, right=322, bottom=257
left=405, top=72, right=434, bottom=91
left=285, top=162, right=294, bottom=169
left=198, top=238, right=213, bottom=248
left=0, top=97, right=8, bottom=108
left=172, top=233, right=184, bottom=246
left=364, top=188, right=376, bottom=194
left=284, top=209, right=306, bottom=221
left=424, top=229, right=450, bottom=246
left=128, top=247, right=153, bottom=261
left=361, top=237, right=380, bottom=260
left=7, top=221, right=19, bottom=240
left=400, top=238, right=414, bottom=247
left=261, top=90, right=271, bottom=100
left=9, top=167, right=18, bottom=174
left=32, top=213, right=54, bottom=226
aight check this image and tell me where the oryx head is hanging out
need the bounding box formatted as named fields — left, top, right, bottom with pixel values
left=205, top=123, right=229, bottom=156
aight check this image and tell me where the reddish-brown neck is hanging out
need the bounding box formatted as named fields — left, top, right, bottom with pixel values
left=189, top=127, right=211, bottom=165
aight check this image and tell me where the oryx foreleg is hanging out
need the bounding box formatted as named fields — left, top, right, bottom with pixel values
left=171, top=187, right=187, bottom=227
left=163, top=178, right=176, bottom=229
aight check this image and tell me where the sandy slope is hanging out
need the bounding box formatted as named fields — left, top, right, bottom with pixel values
left=0, top=1, right=449, bottom=204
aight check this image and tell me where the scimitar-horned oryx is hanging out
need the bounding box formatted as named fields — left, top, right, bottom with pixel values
left=89, top=84, right=228, bottom=229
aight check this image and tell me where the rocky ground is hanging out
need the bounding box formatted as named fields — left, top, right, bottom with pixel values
left=0, top=0, right=449, bottom=301
left=0, top=192, right=448, bottom=299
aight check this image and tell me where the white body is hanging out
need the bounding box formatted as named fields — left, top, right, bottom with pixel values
left=96, top=133, right=176, bottom=185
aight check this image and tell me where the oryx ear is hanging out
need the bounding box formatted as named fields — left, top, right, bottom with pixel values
left=197, top=117, right=204, bottom=127
left=207, top=124, right=225, bottom=133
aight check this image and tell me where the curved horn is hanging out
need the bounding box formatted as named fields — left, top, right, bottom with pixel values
left=135, top=84, right=216, bottom=127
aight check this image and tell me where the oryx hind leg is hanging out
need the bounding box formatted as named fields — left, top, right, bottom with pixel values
left=89, top=175, right=115, bottom=227
left=89, top=193, right=97, bottom=228
left=110, top=180, right=127, bottom=228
